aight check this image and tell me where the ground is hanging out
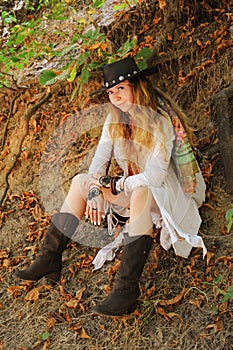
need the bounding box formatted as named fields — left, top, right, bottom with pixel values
left=0, top=1, right=232, bottom=349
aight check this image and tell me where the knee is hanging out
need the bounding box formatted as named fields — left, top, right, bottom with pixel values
left=71, top=173, right=86, bottom=190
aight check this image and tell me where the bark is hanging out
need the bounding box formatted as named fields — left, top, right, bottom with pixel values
left=214, top=85, right=233, bottom=194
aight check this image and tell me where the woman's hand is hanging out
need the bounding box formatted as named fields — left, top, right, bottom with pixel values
left=83, top=174, right=101, bottom=192
left=85, top=191, right=105, bottom=226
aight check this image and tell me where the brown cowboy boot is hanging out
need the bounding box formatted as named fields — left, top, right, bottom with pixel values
left=92, top=234, right=153, bottom=316
left=13, top=212, right=79, bottom=282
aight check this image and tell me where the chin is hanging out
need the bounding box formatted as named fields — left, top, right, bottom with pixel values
left=116, top=104, right=133, bottom=113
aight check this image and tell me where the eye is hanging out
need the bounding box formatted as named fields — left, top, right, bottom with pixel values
left=106, top=90, right=113, bottom=95
left=118, top=86, right=124, bottom=91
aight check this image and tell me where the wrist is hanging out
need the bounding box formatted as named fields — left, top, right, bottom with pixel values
left=88, top=186, right=103, bottom=201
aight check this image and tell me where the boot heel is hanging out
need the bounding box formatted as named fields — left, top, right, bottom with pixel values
left=45, top=271, right=60, bottom=282
left=126, top=302, right=138, bottom=314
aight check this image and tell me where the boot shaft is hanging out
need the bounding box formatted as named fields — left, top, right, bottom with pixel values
left=42, top=213, right=79, bottom=253
left=118, top=234, right=153, bottom=286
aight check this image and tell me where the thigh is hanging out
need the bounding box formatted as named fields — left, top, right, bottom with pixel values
left=102, top=187, right=131, bottom=209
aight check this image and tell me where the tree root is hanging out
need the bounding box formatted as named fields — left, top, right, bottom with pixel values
left=213, top=85, right=233, bottom=194
left=0, top=91, right=52, bottom=208
left=0, top=93, right=20, bottom=153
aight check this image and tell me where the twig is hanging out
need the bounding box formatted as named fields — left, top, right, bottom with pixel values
left=0, top=91, right=52, bottom=207
left=0, top=93, right=20, bottom=153
left=184, top=287, right=209, bottom=303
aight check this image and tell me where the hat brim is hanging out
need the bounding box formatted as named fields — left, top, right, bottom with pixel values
left=89, top=65, right=158, bottom=97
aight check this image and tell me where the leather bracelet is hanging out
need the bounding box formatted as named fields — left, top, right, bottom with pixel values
left=99, top=175, right=122, bottom=195
left=99, top=175, right=112, bottom=188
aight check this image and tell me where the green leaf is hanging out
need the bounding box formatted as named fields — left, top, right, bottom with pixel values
left=67, top=65, right=77, bottom=82
left=213, top=274, right=223, bottom=285
left=39, top=70, right=57, bottom=85
left=136, top=47, right=153, bottom=61
left=211, top=304, right=219, bottom=315
left=77, top=52, right=91, bottom=66
left=60, top=43, right=79, bottom=57
left=117, top=36, right=137, bottom=57
left=81, top=68, right=90, bottom=85
left=89, top=61, right=103, bottom=69
left=113, top=3, right=128, bottom=10
left=1, top=11, right=17, bottom=25
left=93, top=0, right=106, bottom=8
left=142, top=318, right=149, bottom=326
left=41, top=331, right=50, bottom=340
left=137, top=61, right=148, bottom=70
left=225, top=205, right=233, bottom=233
left=39, top=69, right=70, bottom=86
left=222, top=284, right=233, bottom=303
left=70, top=84, right=80, bottom=101
left=11, top=56, right=20, bottom=62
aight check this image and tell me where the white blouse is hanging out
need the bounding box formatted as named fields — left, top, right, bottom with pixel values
left=89, top=111, right=207, bottom=260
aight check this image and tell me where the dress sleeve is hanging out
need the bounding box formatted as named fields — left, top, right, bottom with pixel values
left=124, top=116, right=175, bottom=193
left=88, top=114, right=113, bottom=175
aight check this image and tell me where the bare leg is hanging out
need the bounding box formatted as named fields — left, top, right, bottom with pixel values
left=60, top=174, right=88, bottom=220
left=127, top=186, right=154, bottom=237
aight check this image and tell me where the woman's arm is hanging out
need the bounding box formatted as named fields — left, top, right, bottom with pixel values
left=123, top=117, right=175, bottom=193
left=88, top=114, right=113, bottom=175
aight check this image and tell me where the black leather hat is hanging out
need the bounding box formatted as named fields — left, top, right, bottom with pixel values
left=90, top=57, right=157, bottom=96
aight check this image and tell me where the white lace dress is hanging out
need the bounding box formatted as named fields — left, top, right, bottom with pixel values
left=88, top=111, right=207, bottom=269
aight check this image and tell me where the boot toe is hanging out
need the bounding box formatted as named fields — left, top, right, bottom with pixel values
left=92, top=292, right=138, bottom=316
left=13, top=269, right=60, bottom=282
left=13, top=270, right=39, bottom=281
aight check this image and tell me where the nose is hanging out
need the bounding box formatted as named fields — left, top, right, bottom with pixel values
left=111, top=91, right=121, bottom=102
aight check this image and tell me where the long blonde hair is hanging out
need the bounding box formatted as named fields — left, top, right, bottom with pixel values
left=107, top=76, right=194, bottom=174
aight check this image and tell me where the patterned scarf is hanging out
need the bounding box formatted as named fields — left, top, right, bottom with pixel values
left=159, top=99, right=199, bottom=195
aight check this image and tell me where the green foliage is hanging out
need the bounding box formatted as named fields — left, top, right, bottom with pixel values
left=113, top=0, right=139, bottom=11
left=38, top=331, right=50, bottom=341
left=92, top=0, right=107, bottom=8
left=225, top=204, right=233, bottom=233
left=203, top=274, right=233, bottom=314
left=136, top=47, right=153, bottom=69
left=25, top=0, right=62, bottom=11
left=1, top=11, right=17, bottom=25
left=117, top=36, right=137, bottom=57
left=0, top=0, right=152, bottom=97
left=222, top=284, right=233, bottom=303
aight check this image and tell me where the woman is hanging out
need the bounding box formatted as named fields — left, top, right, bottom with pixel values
left=13, top=57, right=206, bottom=316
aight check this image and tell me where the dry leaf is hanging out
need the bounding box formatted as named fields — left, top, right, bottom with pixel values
left=159, top=288, right=187, bottom=306
left=147, top=286, right=156, bottom=297
left=0, top=250, right=9, bottom=259
left=25, top=287, right=39, bottom=301
left=215, top=256, right=233, bottom=265
left=158, top=0, right=166, bottom=10
left=206, top=320, right=223, bottom=332
left=75, top=286, right=86, bottom=302
left=2, top=259, right=11, bottom=268
left=153, top=16, right=162, bottom=25
left=65, top=299, right=79, bottom=309
left=156, top=307, right=170, bottom=320
left=206, top=251, right=215, bottom=266
left=47, top=317, right=57, bottom=329
left=189, top=299, right=202, bottom=308
left=167, top=312, right=183, bottom=323
left=78, top=327, right=90, bottom=339
left=7, top=285, right=24, bottom=298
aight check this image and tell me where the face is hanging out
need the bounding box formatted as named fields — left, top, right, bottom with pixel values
left=106, top=80, right=134, bottom=113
